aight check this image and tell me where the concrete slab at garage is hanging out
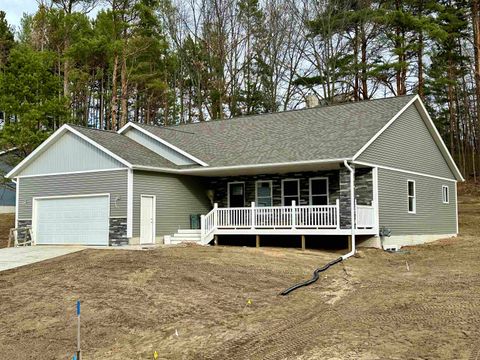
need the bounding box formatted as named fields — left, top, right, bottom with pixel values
left=0, top=246, right=84, bottom=272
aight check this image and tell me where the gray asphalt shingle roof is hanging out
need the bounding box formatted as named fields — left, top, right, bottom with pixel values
left=70, top=125, right=181, bottom=168
left=134, top=95, right=415, bottom=167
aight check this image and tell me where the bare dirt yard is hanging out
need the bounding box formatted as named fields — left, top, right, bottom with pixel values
left=0, top=189, right=479, bottom=359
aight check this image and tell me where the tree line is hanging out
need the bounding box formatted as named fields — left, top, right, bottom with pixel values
left=0, top=0, right=479, bottom=180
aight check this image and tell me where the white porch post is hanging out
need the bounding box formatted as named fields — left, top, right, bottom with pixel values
left=372, top=166, right=380, bottom=236
left=291, top=200, right=296, bottom=229
left=200, top=215, right=205, bottom=239
left=213, top=203, right=218, bottom=228
left=251, top=202, right=255, bottom=229
left=336, top=198, right=340, bottom=229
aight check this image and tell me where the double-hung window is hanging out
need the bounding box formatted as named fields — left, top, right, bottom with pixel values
left=282, top=179, right=300, bottom=206
left=407, top=180, right=416, bottom=213
left=256, top=181, right=273, bottom=207
left=309, top=178, right=329, bottom=205
left=442, top=185, right=449, bottom=204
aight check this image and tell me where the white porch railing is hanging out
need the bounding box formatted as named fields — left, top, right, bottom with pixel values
left=201, top=199, right=376, bottom=244
left=356, top=202, right=376, bottom=229
left=201, top=200, right=340, bottom=243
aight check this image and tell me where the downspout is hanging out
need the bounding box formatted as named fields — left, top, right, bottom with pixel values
left=279, top=160, right=357, bottom=296
left=342, top=160, right=356, bottom=260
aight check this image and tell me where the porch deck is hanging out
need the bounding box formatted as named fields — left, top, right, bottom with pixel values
left=200, top=200, right=377, bottom=243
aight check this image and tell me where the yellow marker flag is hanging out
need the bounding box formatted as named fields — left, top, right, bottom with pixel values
left=154, top=350, right=159, bottom=359
left=247, top=299, right=252, bottom=305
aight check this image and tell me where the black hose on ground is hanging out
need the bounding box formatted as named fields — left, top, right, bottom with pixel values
left=280, top=256, right=343, bottom=296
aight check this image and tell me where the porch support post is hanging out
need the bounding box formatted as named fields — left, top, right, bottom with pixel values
left=336, top=199, right=340, bottom=229
left=372, top=166, right=380, bottom=236
left=291, top=200, right=296, bottom=229
left=214, top=235, right=218, bottom=246
left=347, top=235, right=352, bottom=252
left=213, top=203, right=218, bottom=228
left=200, top=215, right=205, bottom=240
left=301, top=235, right=306, bottom=251
left=256, top=235, right=260, bottom=248
left=251, top=202, right=255, bottom=229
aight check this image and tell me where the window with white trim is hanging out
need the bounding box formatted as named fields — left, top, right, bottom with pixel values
left=442, top=185, right=449, bottom=204
left=407, top=180, right=416, bottom=213
left=256, top=181, right=272, bottom=207
left=282, top=179, right=300, bottom=205
left=309, top=177, right=329, bottom=205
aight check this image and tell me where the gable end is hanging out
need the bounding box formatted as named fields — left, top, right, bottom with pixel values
left=354, top=99, right=461, bottom=180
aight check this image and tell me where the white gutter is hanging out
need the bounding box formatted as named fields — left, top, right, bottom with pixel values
left=342, top=160, right=356, bottom=260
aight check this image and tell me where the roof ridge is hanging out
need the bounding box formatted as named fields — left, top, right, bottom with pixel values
left=136, top=94, right=417, bottom=131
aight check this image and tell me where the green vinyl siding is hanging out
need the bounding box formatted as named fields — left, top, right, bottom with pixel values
left=357, top=103, right=456, bottom=180
left=378, top=168, right=457, bottom=235
left=18, top=132, right=125, bottom=176
left=132, top=171, right=211, bottom=237
left=17, top=170, right=128, bottom=219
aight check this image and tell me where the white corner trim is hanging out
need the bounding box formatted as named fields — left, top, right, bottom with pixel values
left=352, top=95, right=419, bottom=161
left=414, top=98, right=465, bottom=182
left=127, top=169, right=133, bottom=238
left=6, top=124, right=133, bottom=179
left=455, top=181, right=459, bottom=235
left=372, top=166, right=380, bottom=236
left=118, top=122, right=209, bottom=167
left=15, top=177, right=19, bottom=229
left=353, top=161, right=457, bottom=182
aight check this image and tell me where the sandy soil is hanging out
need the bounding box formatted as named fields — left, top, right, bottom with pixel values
left=0, top=213, right=14, bottom=248
left=0, top=193, right=479, bottom=359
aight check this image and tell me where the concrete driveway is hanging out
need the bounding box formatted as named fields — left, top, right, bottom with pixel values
left=0, top=246, right=84, bottom=272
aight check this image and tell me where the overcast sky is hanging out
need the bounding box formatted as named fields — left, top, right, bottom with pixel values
left=0, top=0, right=37, bottom=29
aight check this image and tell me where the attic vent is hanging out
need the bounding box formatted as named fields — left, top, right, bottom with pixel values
left=306, top=94, right=319, bottom=108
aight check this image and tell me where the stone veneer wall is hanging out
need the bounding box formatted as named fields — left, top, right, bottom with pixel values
left=18, top=218, right=128, bottom=246
left=339, top=167, right=373, bottom=229
left=206, top=170, right=341, bottom=208
left=109, top=218, right=128, bottom=246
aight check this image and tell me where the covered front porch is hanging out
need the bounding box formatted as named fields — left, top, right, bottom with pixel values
left=199, top=165, right=379, bottom=244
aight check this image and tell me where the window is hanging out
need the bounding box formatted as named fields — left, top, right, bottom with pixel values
left=407, top=180, right=416, bottom=213
left=282, top=179, right=300, bottom=205
left=309, top=178, right=329, bottom=205
left=228, top=182, right=245, bottom=207
left=256, top=181, right=272, bottom=207
left=442, top=185, right=449, bottom=204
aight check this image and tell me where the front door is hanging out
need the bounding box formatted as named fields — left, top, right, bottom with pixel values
left=140, top=195, right=155, bottom=244
left=228, top=182, right=245, bottom=207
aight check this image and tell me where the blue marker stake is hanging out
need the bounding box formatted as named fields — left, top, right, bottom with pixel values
left=76, top=300, right=81, bottom=360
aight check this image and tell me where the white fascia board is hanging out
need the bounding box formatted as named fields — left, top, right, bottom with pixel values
left=118, top=122, right=209, bottom=167
left=6, top=125, right=69, bottom=179
left=414, top=98, right=465, bottom=182
left=352, top=95, right=419, bottom=161
left=132, top=158, right=350, bottom=176
left=6, top=124, right=133, bottom=179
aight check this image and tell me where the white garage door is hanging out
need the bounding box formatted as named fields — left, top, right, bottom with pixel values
left=33, top=195, right=109, bottom=245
